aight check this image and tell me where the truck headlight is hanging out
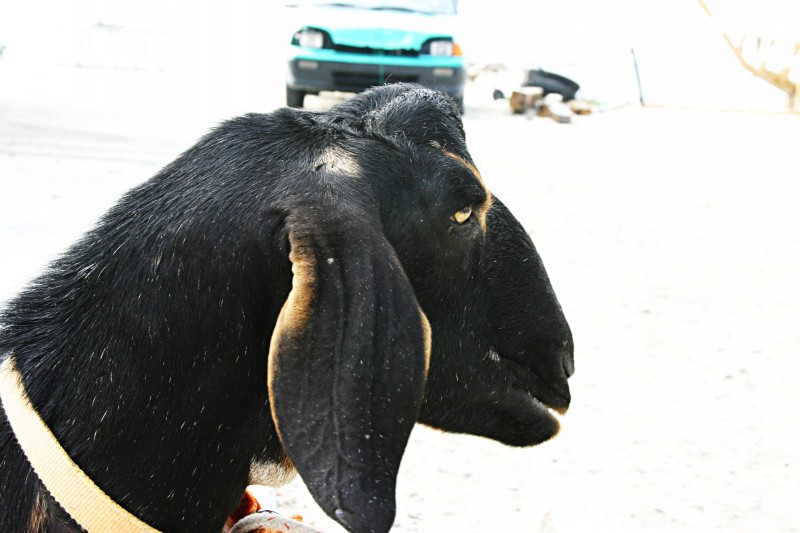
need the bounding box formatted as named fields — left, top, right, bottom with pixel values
left=428, top=39, right=454, bottom=56
left=294, top=29, right=325, bottom=49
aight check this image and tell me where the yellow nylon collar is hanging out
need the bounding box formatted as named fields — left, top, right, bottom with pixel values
left=0, top=357, right=161, bottom=533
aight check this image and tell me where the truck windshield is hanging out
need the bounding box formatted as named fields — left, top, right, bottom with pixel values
left=307, top=0, right=457, bottom=15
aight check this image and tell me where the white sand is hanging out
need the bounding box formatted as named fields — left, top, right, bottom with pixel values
left=1, top=62, right=798, bottom=532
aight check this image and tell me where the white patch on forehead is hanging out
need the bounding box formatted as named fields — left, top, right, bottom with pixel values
left=249, top=458, right=297, bottom=487
left=316, top=146, right=360, bottom=176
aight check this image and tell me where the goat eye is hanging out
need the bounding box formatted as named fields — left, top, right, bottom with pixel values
left=451, top=207, right=472, bottom=224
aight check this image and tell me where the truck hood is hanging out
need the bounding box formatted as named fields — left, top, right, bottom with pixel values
left=297, top=6, right=459, bottom=50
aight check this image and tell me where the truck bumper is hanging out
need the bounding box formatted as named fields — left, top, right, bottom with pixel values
left=287, top=57, right=466, bottom=99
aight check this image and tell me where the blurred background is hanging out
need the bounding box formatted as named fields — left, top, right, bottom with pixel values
left=1, top=1, right=799, bottom=532
left=1, top=0, right=798, bottom=116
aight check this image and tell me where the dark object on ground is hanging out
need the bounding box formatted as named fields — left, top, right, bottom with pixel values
left=523, top=69, right=580, bottom=101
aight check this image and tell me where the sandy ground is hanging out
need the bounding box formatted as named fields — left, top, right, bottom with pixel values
left=1, top=62, right=799, bottom=532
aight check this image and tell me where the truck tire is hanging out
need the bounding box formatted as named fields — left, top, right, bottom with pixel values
left=286, top=87, right=306, bottom=108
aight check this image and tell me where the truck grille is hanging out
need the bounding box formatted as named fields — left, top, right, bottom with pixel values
left=332, top=71, right=419, bottom=92
left=332, top=44, right=419, bottom=57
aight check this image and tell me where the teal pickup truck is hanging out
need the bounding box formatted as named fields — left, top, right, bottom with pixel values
left=286, top=0, right=465, bottom=112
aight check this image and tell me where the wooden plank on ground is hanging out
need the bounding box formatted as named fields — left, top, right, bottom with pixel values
left=510, top=87, right=544, bottom=114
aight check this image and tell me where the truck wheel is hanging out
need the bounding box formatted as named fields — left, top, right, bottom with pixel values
left=286, top=87, right=306, bottom=108
left=454, top=96, right=465, bottom=115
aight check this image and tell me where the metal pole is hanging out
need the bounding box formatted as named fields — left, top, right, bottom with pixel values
left=631, top=47, right=645, bottom=105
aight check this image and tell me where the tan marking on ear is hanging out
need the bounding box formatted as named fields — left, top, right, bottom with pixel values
left=281, top=239, right=317, bottom=333
left=419, top=307, right=432, bottom=376
left=267, top=234, right=317, bottom=444
left=441, top=151, right=494, bottom=233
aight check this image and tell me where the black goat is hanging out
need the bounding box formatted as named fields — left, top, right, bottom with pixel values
left=0, top=84, right=574, bottom=533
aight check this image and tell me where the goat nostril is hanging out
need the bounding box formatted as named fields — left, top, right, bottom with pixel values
left=563, top=354, right=575, bottom=378
left=562, top=338, right=575, bottom=378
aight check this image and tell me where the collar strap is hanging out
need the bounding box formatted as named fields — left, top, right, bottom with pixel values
left=0, top=357, right=161, bottom=533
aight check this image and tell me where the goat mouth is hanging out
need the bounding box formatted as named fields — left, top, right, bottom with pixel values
left=490, top=348, right=571, bottom=418
left=504, top=386, right=564, bottom=443
left=516, top=387, right=565, bottom=430
left=523, top=390, right=566, bottom=423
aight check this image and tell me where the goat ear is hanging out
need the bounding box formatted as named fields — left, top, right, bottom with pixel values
left=268, top=211, right=431, bottom=533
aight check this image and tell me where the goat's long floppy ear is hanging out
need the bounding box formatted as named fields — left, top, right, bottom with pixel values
left=268, top=210, right=431, bottom=533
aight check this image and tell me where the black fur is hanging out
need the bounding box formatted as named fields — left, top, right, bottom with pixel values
left=0, top=84, right=573, bottom=533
